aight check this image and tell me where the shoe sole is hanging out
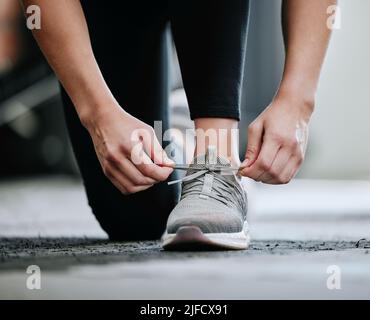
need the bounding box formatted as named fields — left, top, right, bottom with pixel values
left=162, top=222, right=250, bottom=251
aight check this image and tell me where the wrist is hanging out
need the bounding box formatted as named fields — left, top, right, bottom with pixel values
left=77, top=96, right=121, bottom=130
left=275, top=83, right=316, bottom=118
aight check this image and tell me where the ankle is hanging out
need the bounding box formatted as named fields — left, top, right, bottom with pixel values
left=193, top=118, right=240, bottom=166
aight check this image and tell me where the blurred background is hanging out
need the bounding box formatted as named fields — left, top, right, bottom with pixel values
left=0, top=0, right=369, bottom=240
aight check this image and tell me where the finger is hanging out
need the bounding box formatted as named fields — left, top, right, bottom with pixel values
left=104, top=147, right=156, bottom=185
left=266, top=155, right=300, bottom=185
left=129, top=137, right=173, bottom=181
left=241, top=122, right=264, bottom=168
left=240, top=134, right=280, bottom=181
left=118, top=157, right=157, bottom=186
left=104, top=169, right=128, bottom=195
left=109, top=176, right=128, bottom=195
left=136, top=151, right=173, bottom=182
left=105, top=165, right=153, bottom=194
left=258, top=147, right=292, bottom=183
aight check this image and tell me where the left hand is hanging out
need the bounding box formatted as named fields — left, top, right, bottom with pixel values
left=239, top=94, right=313, bottom=184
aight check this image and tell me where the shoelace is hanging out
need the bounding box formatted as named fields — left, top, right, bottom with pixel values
left=168, top=164, right=240, bottom=185
left=168, top=164, right=246, bottom=214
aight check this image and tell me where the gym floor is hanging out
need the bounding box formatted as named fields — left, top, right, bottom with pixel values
left=0, top=176, right=369, bottom=299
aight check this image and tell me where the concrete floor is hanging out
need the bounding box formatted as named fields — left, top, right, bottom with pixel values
left=0, top=176, right=370, bottom=299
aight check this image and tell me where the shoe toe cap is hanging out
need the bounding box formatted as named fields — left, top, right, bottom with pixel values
left=166, top=198, right=244, bottom=234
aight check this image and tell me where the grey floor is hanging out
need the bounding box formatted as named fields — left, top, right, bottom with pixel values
left=0, top=176, right=370, bottom=299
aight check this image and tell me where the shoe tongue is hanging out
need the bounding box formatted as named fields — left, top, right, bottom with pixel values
left=190, top=146, right=230, bottom=167
left=186, top=146, right=238, bottom=184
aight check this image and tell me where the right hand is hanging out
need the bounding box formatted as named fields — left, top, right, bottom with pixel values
left=82, top=104, right=174, bottom=195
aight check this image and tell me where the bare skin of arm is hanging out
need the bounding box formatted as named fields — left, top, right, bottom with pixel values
left=22, top=0, right=173, bottom=194
left=0, top=0, right=21, bottom=71
left=240, top=0, right=336, bottom=184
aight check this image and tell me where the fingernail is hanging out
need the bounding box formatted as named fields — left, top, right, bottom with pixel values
left=241, top=159, right=249, bottom=168
left=164, top=156, right=175, bottom=166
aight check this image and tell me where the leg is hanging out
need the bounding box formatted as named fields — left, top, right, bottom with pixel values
left=162, top=1, right=250, bottom=250
left=170, top=0, right=249, bottom=164
left=62, top=1, right=179, bottom=240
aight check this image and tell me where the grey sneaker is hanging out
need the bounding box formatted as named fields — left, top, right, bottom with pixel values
left=162, top=146, right=250, bottom=250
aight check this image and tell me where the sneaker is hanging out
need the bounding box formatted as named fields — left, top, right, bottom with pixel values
left=162, top=146, right=250, bottom=250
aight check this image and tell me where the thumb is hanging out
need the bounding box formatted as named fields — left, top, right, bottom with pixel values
left=241, top=122, right=263, bottom=168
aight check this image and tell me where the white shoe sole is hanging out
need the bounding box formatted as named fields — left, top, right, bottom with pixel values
left=162, top=221, right=250, bottom=251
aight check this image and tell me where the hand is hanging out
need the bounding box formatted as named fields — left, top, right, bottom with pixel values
left=240, top=94, right=313, bottom=184
left=83, top=104, right=174, bottom=194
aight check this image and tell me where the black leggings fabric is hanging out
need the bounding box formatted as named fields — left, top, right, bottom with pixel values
left=61, top=0, right=250, bottom=240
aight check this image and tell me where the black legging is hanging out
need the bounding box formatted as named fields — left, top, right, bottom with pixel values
left=61, top=0, right=250, bottom=240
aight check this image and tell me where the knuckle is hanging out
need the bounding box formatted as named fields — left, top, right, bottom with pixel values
left=269, top=132, right=284, bottom=145
left=286, top=138, right=299, bottom=148
left=106, top=149, right=118, bottom=163
left=246, top=145, right=258, bottom=156
left=119, top=143, right=130, bottom=155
